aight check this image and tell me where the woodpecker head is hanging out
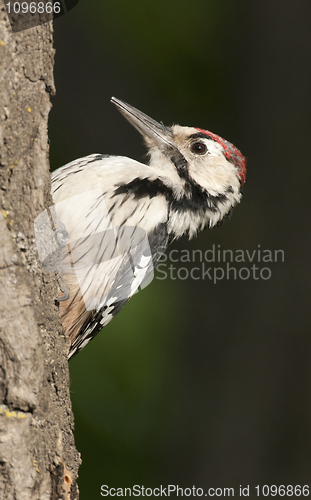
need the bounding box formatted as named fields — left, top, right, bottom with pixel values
left=111, top=97, right=246, bottom=237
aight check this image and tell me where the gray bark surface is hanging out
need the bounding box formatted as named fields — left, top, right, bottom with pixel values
left=0, top=6, right=81, bottom=499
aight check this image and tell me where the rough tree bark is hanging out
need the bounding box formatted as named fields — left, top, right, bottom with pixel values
left=0, top=6, right=81, bottom=499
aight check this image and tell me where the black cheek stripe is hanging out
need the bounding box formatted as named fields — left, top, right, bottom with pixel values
left=113, top=177, right=229, bottom=217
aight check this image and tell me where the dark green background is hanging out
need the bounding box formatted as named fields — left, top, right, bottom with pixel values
left=49, top=1, right=311, bottom=498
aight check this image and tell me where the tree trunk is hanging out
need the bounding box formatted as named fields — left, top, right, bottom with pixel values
left=0, top=6, right=80, bottom=499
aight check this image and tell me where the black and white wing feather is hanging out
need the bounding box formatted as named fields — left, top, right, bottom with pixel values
left=68, top=223, right=170, bottom=359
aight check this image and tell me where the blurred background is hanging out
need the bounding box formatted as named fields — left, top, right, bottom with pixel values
left=49, top=0, right=311, bottom=497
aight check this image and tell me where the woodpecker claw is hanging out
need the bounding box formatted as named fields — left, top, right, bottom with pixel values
left=55, top=273, right=70, bottom=302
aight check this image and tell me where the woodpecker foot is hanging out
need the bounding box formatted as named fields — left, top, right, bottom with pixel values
left=55, top=273, right=70, bottom=302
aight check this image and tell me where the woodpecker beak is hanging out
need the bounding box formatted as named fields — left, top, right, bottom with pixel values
left=111, top=97, right=174, bottom=148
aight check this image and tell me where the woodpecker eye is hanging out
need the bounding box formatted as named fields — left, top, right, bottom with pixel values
left=190, top=141, right=208, bottom=155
